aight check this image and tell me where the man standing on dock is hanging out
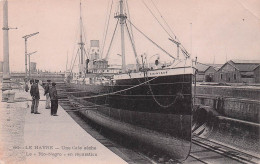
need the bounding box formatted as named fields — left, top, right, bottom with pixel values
left=29, top=79, right=34, bottom=113
left=44, top=80, right=51, bottom=109
left=30, top=79, right=40, bottom=114
left=49, top=82, right=58, bottom=116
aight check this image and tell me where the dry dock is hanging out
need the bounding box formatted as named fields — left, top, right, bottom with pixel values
left=1, top=83, right=260, bottom=164
left=0, top=87, right=126, bottom=164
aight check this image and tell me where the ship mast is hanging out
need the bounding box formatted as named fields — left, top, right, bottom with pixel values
left=117, top=0, right=127, bottom=72
left=79, top=0, right=85, bottom=76
left=102, top=0, right=141, bottom=72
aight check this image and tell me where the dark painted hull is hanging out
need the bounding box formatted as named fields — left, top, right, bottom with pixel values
left=66, top=72, right=193, bottom=161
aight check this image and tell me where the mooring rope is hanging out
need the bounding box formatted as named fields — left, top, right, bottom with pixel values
left=145, top=60, right=188, bottom=108
left=145, top=74, right=179, bottom=108
left=70, top=76, right=159, bottom=100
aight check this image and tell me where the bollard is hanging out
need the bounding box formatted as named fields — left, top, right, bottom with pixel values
left=2, top=90, right=9, bottom=102
left=7, top=91, right=15, bottom=103
left=1, top=90, right=15, bottom=103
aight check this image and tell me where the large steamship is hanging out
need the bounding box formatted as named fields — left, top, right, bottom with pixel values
left=65, top=0, right=195, bottom=161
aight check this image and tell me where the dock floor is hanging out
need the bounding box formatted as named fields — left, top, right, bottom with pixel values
left=0, top=87, right=126, bottom=164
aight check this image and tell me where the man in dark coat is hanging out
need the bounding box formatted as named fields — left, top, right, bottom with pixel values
left=29, top=79, right=34, bottom=113
left=30, top=79, right=40, bottom=114
left=49, top=82, right=58, bottom=116
left=44, top=80, right=51, bottom=109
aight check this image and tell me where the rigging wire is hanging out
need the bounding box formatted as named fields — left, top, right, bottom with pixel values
left=82, top=48, right=90, bottom=82
left=82, top=23, right=87, bottom=46
left=115, top=0, right=120, bottom=14
left=69, top=48, right=80, bottom=76
left=86, top=46, right=91, bottom=60
left=80, top=3, right=89, bottom=60
left=105, top=20, right=119, bottom=60
left=82, top=23, right=88, bottom=59
left=123, top=0, right=127, bottom=15
left=101, top=0, right=111, bottom=58
left=83, top=45, right=89, bottom=60
left=142, top=0, right=174, bottom=40
left=66, top=51, right=69, bottom=72
left=126, top=19, right=176, bottom=60
left=150, top=0, right=176, bottom=39
left=101, top=0, right=114, bottom=58
left=125, top=0, right=135, bottom=45
left=69, top=47, right=79, bottom=75
left=69, top=26, right=80, bottom=71
left=78, top=48, right=81, bottom=65
left=149, top=0, right=191, bottom=58
left=125, top=22, right=140, bottom=67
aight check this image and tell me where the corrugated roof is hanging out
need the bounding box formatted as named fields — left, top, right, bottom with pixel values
left=253, top=65, right=260, bottom=70
left=234, top=63, right=260, bottom=72
left=231, top=59, right=260, bottom=64
left=207, top=64, right=222, bottom=71
left=196, top=63, right=222, bottom=72
left=196, top=63, right=209, bottom=72
left=229, top=60, right=260, bottom=72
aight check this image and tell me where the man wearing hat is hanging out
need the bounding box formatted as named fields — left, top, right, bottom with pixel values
left=29, top=79, right=35, bottom=113
left=44, top=80, right=51, bottom=109
left=30, top=79, right=40, bottom=114
left=49, top=82, right=58, bottom=116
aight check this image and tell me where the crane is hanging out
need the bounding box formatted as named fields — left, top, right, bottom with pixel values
left=22, top=32, right=39, bottom=79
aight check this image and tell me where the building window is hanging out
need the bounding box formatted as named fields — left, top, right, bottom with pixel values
left=220, top=73, right=223, bottom=79
left=234, top=74, right=236, bottom=80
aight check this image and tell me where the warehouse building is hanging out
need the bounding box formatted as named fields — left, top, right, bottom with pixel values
left=214, top=60, right=260, bottom=83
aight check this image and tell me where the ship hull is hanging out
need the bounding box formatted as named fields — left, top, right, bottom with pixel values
left=65, top=67, right=193, bottom=161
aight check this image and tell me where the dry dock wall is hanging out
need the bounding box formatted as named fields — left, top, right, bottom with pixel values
left=194, top=85, right=260, bottom=153
left=195, top=85, right=260, bottom=123
left=195, top=85, right=260, bottom=101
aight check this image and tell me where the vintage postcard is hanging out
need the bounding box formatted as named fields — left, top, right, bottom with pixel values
left=0, top=0, right=260, bottom=164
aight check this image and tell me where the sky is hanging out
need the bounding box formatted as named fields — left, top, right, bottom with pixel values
left=0, top=0, right=260, bottom=72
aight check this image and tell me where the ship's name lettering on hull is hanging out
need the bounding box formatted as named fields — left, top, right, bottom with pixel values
left=150, top=71, right=168, bottom=76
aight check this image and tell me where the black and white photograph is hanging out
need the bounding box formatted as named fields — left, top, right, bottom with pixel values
left=0, top=0, right=259, bottom=163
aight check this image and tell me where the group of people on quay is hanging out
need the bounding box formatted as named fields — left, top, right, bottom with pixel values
left=25, top=79, right=58, bottom=116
